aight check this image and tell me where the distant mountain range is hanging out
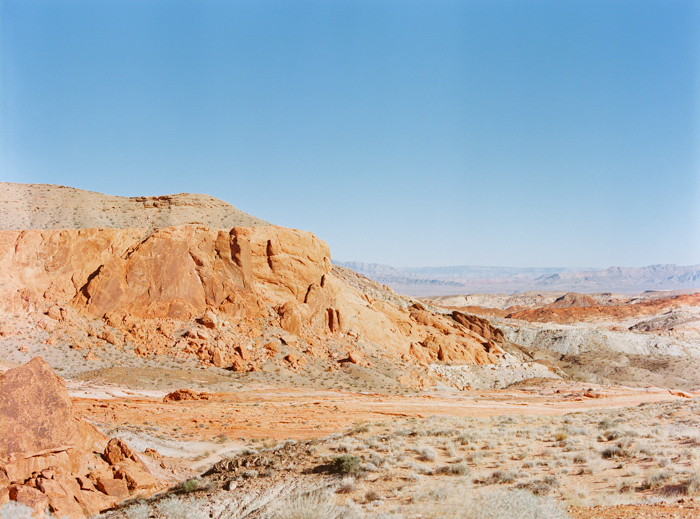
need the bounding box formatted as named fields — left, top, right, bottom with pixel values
left=333, top=261, right=700, bottom=296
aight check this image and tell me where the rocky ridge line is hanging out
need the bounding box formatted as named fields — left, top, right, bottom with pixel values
left=0, top=182, right=270, bottom=231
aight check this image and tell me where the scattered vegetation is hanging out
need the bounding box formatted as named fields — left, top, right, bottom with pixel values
left=331, top=454, right=362, bottom=475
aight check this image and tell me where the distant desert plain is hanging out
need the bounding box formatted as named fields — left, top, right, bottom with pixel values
left=1, top=182, right=699, bottom=519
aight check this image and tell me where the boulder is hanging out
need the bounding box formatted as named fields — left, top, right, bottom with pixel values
left=163, top=389, right=210, bottom=403
left=0, top=356, right=159, bottom=514
left=201, top=309, right=218, bottom=329
left=95, top=477, right=129, bottom=500
left=211, top=348, right=226, bottom=367
left=236, top=344, right=250, bottom=361
left=231, top=358, right=246, bottom=372
left=348, top=351, right=364, bottom=364
left=278, top=302, right=304, bottom=335
left=47, top=495, right=85, bottom=519
left=114, top=461, right=159, bottom=492
left=75, top=489, right=116, bottom=517
left=102, top=439, right=146, bottom=470
left=8, top=485, right=50, bottom=516
left=143, top=449, right=161, bottom=461
left=36, top=478, right=66, bottom=498
left=0, top=357, right=87, bottom=475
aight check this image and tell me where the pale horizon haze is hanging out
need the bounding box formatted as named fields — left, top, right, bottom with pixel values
left=1, top=0, right=699, bottom=269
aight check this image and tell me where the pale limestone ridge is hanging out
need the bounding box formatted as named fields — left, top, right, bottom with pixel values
left=0, top=182, right=271, bottom=230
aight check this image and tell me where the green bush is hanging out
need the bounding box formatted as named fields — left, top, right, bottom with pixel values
left=331, top=454, right=362, bottom=475
left=179, top=478, right=200, bottom=493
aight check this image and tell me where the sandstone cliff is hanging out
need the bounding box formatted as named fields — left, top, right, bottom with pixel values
left=0, top=225, right=507, bottom=380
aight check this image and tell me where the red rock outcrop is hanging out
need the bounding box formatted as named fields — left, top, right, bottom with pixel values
left=0, top=358, right=163, bottom=517
left=0, top=228, right=144, bottom=315
left=547, top=292, right=598, bottom=309
left=507, top=293, right=700, bottom=324
left=163, top=389, right=211, bottom=402
left=0, top=225, right=504, bottom=380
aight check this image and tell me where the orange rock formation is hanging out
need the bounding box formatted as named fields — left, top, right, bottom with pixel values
left=0, top=225, right=507, bottom=380
left=0, top=358, right=162, bottom=517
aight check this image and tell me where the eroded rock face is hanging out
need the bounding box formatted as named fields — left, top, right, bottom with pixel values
left=0, top=357, right=83, bottom=462
left=0, top=228, right=145, bottom=315
left=0, top=225, right=504, bottom=380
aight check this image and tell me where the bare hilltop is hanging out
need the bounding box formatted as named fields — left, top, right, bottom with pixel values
left=0, top=182, right=271, bottom=231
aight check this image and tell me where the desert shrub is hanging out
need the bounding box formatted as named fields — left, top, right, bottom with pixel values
left=641, top=469, right=673, bottom=490
left=580, top=460, right=603, bottom=475
left=365, top=489, right=383, bottom=502
left=428, top=428, right=459, bottom=437
left=601, top=446, right=623, bottom=459
left=406, top=471, right=421, bottom=482
left=572, top=453, right=588, bottom=464
left=350, top=422, right=370, bottom=435
left=683, top=472, right=700, bottom=496
left=0, top=503, right=56, bottom=519
left=155, top=496, right=207, bottom=519
left=415, top=446, right=437, bottom=462
left=457, top=432, right=477, bottom=445
left=516, top=476, right=560, bottom=496
left=269, top=489, right=346, bottom=519
left=657, top=457, right=671, bottom=468
left=437, top=463, right=471, bottom=476
left=467, top=451, right=484, bottom=464
left=460, top=488, right=569, bottom=519
left=605, top=430, right=624, bottom=441
left=336, top=476, right=356, bottom=493
left=368, top=451, right=384, bottom=467
left=123, top=502, right=151, bottom=519
left=598, top=418, right=616, bottom=430
left=616, top=437, right=633, bottom=452
left=415, top=463, right=434, bottom=475
left=484, top=469, right=518, bottom=485
left=449, top=462, right=471, bottom=476
left=567, top=426, right=589, bottom=436
left=331, top=454, right=362, bottom=475
left=444, top=444, right=457, bottom=457
left=179, top=478, right=200, bottom=493
left=554, top=429, right=569, bottom=442
left=616, top=478, right=636, bottom=494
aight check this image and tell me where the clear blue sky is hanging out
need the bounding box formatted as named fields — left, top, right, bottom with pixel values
left=1, top=0, right=699, bottom=268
